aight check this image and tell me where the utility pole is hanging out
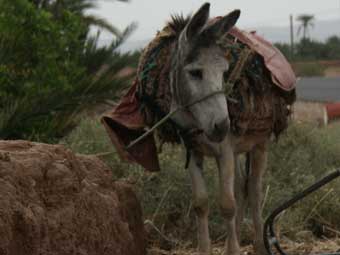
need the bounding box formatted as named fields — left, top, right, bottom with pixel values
left=289, top=14, right=294, bottom=60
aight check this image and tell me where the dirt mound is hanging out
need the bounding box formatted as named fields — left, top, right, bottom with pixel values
left=0, top=140, right=146, bottom=255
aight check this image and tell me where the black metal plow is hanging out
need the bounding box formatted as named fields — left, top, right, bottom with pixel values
left=264, top=169, right=340, bottom=255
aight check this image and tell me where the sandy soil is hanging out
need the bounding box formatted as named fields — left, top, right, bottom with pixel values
left=0, top=140, right=146, bottom=255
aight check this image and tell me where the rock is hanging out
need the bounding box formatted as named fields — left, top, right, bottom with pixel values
left=0, top=140, right=146, bottom=255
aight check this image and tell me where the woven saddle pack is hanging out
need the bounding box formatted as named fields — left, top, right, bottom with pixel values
left=102, top=20, right=296, bottom=171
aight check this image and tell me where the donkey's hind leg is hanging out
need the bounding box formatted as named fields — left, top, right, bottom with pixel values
left=248, top=143, right=268, bottom=255
left=188, top=151, right=211, bottom=255
left=217, top=140, right=240, bottom=255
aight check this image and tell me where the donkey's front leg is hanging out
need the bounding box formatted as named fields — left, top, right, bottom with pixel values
left=248, top=143, right=268, bottom=255
left=217, top=141, right=240, bottom=255
left=188, top=151, right=211, bottom=255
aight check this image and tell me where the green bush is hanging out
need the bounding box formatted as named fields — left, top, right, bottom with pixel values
left=0, top=0, right=84, bottom=141
left=64, top=119, right=340, bottom=245
left=0, top=0, right=135, bottom=142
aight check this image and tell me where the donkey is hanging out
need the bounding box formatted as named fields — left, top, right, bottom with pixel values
left=103, top=2, right=288, bottom=254
left=167, top=3, right=243, bottom=255
left=169, top=3, right=279, bottom=255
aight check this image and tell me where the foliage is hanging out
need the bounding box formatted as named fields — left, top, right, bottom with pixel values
left=292, top=62, right=325, bottom=77
left=128, top=50, right=143, bottom=68
left=323, top=36, right=340, bottom=60
left=28, top=0, right=130, bottom=37
left=0, top=0, right=136, bottom=142
left=65, top=118, right=340, bottom=246
left=275, top=35, right=340, bottom=62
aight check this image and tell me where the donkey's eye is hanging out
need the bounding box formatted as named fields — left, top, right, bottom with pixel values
left=189, top=69, right=203, bottom=80
left=223, top=71, right=229, bottom=83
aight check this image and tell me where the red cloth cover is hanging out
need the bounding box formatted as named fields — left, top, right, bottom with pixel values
left=101, top=80, right=160, bottom=171
left=229, top=27, right=296, bottom=91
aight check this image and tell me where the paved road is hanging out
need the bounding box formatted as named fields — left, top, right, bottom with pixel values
left=296, top=77, right=340, bottom=102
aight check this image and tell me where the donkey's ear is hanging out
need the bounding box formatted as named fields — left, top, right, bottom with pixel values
left=184, top=2, right=210, bottom=40
left=202, top=9, right=240, bottom=39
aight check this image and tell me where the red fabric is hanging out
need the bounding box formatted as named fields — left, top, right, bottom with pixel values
left=101, top=80, right=160, bottom=171
left=229, top=27, right=296, bottom=91
left=326, top=103, right=340, bottom=120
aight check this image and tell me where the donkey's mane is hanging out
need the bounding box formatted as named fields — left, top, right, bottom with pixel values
left=167, top=14, right=191, bottom=36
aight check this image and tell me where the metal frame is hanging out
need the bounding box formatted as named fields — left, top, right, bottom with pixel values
left=263, top=169, right=340, bottom=255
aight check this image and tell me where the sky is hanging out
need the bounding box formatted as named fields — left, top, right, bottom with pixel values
left=91, top=0, right=340, bottom=43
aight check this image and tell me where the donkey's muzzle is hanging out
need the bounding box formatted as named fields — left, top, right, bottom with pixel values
left=209, top=118, right=230, bottom=143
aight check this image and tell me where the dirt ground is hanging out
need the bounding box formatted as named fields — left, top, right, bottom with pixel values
left=322, top=60, right=340, bottom=77
left=148, top=239, right=340, bottom=255
left=324, top=66, right=340, bottom=77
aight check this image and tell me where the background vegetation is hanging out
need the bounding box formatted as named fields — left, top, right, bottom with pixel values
left=274, top=13, right=340, bottom=77
left=275, top=36, right=340, bottom=77
left=275, top=36, right=340, bottom=62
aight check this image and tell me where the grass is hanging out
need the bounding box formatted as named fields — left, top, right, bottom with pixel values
left=264, top=122, right=340, bottom=239
left=292, top=62, right=326, bottom=77
left=63, top=118, right=340, bottom=248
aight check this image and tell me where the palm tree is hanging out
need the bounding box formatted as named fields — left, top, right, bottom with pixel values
left=296, top=14, right=315, bottom=40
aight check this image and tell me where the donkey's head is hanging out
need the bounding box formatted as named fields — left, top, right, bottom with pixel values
left=170, top=3, right=240, bottom=143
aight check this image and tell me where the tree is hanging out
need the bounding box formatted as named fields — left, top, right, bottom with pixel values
left=296, top=14, right=315, bottom=41
left=0, top=0, right=137, bottom=142
left=325, top=36, right=340, bottom=59
left=28, top=0, right=134, bottom=38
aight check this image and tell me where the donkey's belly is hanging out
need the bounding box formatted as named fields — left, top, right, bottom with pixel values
left=232, top=134, right=269, bottom=154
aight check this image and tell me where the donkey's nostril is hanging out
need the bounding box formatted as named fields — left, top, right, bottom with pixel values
left=215, top=118, right=230, bottom=134
left=210, top=118, right=229, bottom=142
